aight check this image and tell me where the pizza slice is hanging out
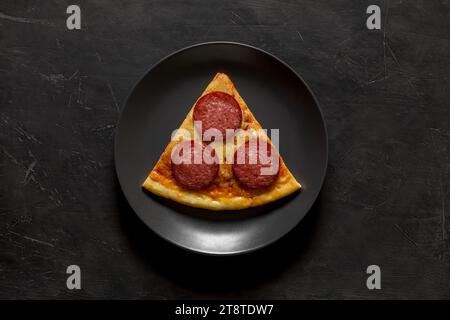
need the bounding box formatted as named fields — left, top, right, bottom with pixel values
left=142, top=72, right=301, bottom=210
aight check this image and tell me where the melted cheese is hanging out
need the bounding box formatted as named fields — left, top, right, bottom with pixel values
left=142, top=73, right=301, bottom=210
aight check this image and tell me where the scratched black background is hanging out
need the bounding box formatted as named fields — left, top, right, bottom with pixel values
left=1, top=0, right=449, bottom=299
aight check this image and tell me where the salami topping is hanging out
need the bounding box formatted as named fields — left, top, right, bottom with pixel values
left=171, top=140, right=218, bottom=190
left=193, top=91, right=242, bottom=136
left=232, top=140, right=280, bottom=189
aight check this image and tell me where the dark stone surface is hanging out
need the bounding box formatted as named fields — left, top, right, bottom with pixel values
left=0, top=0, right=449, bottom=299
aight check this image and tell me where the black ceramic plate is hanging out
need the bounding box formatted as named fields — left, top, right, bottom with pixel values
left=115, top=42, right=327, bottom=255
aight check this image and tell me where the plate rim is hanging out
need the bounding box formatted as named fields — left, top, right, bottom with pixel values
left=114, top=41, right=329, bottom=256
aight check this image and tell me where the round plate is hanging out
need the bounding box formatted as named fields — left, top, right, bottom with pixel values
left=115, top=42, right=327, bottom=255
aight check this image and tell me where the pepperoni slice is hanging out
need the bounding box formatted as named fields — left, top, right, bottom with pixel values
left=171, top=140, right=219, bottom=190
left=232, top=140, right=280, bottom=189
left=193, top=92, right=242, bottom=137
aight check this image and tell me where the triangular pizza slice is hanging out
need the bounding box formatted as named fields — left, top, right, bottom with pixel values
left=142, top=73, right=301, bottom=210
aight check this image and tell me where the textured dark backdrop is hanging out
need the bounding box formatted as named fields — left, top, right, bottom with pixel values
left=1, top=0, right=449, bottom=299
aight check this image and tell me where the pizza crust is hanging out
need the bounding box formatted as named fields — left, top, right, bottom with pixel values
left=142, top=73, right=301, bottom=210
